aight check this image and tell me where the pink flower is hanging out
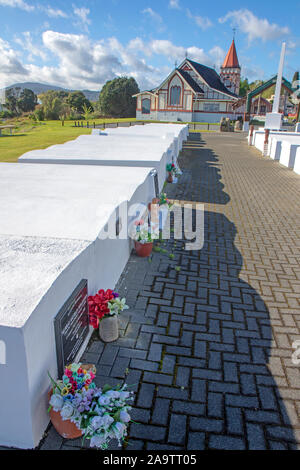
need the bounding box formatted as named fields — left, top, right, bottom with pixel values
left=134, top=219, right=144, bottom=226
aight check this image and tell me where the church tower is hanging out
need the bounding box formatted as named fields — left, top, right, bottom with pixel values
left=220, top=39, right=241, bottom=96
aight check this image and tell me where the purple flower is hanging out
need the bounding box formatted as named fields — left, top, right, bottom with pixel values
left=112, top=292, right=119, bottom=298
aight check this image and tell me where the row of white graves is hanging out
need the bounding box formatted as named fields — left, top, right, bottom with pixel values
left=19, top=124, right=188, bottom=191
left=0, top=123, right=188, bottom=448
left=247, top=42, right=300, bottom=175
left=248, top=127, right=300, bottom=175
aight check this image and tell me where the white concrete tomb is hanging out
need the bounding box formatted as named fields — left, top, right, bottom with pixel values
left=0, top=162, right=155, bottom=449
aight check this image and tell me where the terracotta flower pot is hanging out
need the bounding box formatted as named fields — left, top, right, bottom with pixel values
left=167, top=172, right=173, bottom=183
left=48, top=390, right=83, bottom=439
left=134, top=240, right=153, bottom=257
left=99, top=315, right=119, bottom=342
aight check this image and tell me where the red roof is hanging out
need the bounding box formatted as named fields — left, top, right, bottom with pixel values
left=222, top=40, right=240, bottom=68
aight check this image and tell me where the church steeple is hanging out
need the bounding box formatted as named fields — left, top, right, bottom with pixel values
left=220, top=39, right=241, bottom=96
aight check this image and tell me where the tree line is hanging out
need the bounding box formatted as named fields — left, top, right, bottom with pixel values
left=1, top=77, right=140, bottom=120
left=239, top=71, right=299, bottom=99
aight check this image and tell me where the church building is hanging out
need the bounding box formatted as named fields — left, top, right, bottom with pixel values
left=134, top=40, right=241, bottom=123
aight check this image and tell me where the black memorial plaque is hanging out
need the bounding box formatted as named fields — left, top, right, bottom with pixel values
left=54, top=279, right=89, bottom=376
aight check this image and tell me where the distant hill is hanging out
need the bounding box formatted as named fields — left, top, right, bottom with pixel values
left=2, top=82, right=100, bottom=102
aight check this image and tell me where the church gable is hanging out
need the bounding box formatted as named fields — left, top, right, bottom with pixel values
left=155, top=70, right=194, bottom=111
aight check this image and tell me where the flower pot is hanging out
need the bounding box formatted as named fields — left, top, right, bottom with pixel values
left=134, top=240, right=153, bottom=257
left=167, top=172, right=173, bottom=183
left=99, top=315, right=119, bottom=342
left=48, top=390, right=83, bottom=439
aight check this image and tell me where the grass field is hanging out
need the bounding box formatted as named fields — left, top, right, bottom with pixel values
left=0, top=118, right=142, bottom=163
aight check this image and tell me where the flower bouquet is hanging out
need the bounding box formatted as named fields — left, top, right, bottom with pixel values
left=48, top=363, right=134, bottom=449
left=166, top=163, right=181, bottom=183
left=88, top=289, right=129, bottom=342
left=132, top=219, right=155, bottom=257
left=166, top=163, right=175, bottom=182
left=158, top=192, right=173, bottom=209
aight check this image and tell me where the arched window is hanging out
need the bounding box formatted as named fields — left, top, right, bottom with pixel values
left=170, top=86, right=181, bottom=106
left=142, top=98, right=151, bottom=114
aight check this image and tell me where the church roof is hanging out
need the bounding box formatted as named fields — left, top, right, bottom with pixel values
left=222, top=39, right=240, bottom=69
left=186, top=59, right=238, bottom=98
left=176, top=69, right=204, bottom=94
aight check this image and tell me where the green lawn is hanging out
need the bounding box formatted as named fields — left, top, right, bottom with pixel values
left=0, top=120, right=94, bottom=162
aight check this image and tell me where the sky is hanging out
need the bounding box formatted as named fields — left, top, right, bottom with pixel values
left=0, top=0, right=299, bottom=92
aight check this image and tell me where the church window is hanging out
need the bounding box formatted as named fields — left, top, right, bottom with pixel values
left=142, top=98, right=151, bottom=114
left=170, top=86, right=181, bottom=106
left=203, top=103, right=220, bottom=112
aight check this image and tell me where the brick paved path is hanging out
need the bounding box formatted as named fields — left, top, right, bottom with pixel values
left=40, top=132, right=300, bottom=450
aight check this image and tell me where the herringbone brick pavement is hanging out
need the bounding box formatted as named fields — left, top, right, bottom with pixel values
left=39, top=132, right=300, bottom=450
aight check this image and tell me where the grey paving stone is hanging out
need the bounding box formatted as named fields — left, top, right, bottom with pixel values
left=129, top=423, right=166, bottom=441
left=143, top=372, right=173, bottom=386
left=246, top=423, right=267, bottom=450
left=147, top=342, right=163, bottom=361
left=209, top=434, right=246, bottom=450
left=190, top=417, right=223, bottom=433
left=110, top=356, right=130, bottom=378
left=168, top=414, right=187, bottom=445
left=137, top=383, right=155, bottom=408
left=172, top=401, right=205, bottom=416
left=187, top=432, right=205, bottom=450
left=152, top=398, right=170, bottom=426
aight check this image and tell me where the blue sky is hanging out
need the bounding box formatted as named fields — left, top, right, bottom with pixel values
left=0, top=0, right=299, bottom=91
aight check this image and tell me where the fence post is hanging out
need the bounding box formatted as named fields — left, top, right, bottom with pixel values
left=93, top=122, right=95, bottom=128
left=263, top=129, right=270, bottom=156
left=249, top=125, right=254, bottom=146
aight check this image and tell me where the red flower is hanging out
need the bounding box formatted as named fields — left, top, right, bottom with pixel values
left=88, top=289, right=116, bottom=328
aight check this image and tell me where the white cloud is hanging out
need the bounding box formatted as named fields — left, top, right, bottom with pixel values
left=0, top=30, right=269, bottom=93
left=15, top=31, right=47, bottom=61
left=219, top=9, right=290, bottom=42
left=208, top=46, right=226, bottom=69
left=169, top=0, right=180, bottom=9
left=141, top=8, right=165, bottom=32
left=186, top=9, right=213, bottom=30
left=0, top=37, right=28, bottom=88
left=73, top=5, right=91, bottom=32
left=44, top=6, right=68, bottom=18
left=147, top=39, right=212, bottom=66
left=194, top=16, right=213, bottom=31
left=0, top=0, right=34, bottom=11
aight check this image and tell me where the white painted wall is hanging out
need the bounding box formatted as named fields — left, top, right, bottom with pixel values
left=279, top=141, right=300, bottom=169
left=294, top=147, right=300, bottom=175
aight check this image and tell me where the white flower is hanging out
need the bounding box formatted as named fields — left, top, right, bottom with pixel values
left=90, top=416, right=104, bottom=430
left=49, top=393, right=64, bottom=411
left=102, top=414, right=114, bottom=427
left=120, top=411, right=131, bottom=423
left=98, top=395, right=111, bottom=406
left=113, top=422, right=126, bottom=441
left=119, top=391, right=130, bottom=400
left=105, top=390, right=120, bottom=399
left=90, top=432, right=108, bottom=448
left=60, top=403, right=75, bottom=420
